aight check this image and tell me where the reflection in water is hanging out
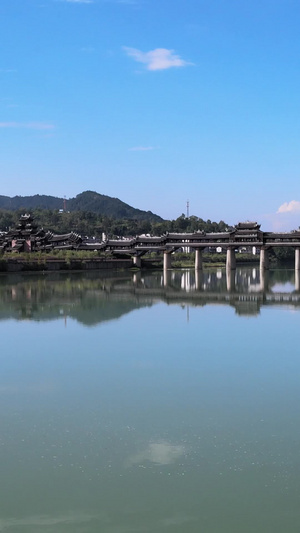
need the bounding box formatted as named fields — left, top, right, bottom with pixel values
left=226, top=269, right=235, bottom=292
left=128, top=441, right=185, bottom=466
left=296, top=269, right=300, bottom=291
left=0, top=512, right=98, bottom=531
left=1, top=267, right=300, bottom=532
left=195, top=269, right=202, bottom=290
left=0, top=267, right=300, bottom=322
left=163, top=269, right=171, bottom=287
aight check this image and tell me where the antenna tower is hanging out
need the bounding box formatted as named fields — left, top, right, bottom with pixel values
left=186, top=199, right=189, bottom=218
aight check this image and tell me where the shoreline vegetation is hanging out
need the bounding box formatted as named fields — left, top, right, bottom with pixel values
left=0, top=251, right=293, bottom=273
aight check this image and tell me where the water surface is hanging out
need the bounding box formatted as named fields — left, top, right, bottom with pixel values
left=0, top=268, right=299, bottom=532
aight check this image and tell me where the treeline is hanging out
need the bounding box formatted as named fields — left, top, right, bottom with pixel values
left=0, top=208, right=229, bottom=237
left=0, top=208, right=296, bottom=263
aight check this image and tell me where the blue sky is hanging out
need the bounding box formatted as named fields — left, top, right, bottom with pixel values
left=1, top=0, right=300, bottom=230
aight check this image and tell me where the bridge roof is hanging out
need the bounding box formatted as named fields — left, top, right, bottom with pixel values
left=136, top=236, right=166, bottom=243
left=235, top=221, right=261, bottom=229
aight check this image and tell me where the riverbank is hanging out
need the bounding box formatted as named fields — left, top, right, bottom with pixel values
left=0, top=257, right=132, bottom=273
left=0, top=251, right=291, bottom=273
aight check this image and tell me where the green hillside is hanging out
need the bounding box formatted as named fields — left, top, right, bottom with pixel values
left=0, top=191, right=162, bottom=221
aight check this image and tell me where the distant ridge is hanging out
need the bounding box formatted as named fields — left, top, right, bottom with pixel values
left=0, top=191, right=163, bottom=222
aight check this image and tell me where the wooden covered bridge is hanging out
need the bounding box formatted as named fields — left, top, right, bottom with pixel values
left=2, top=217, right=300, bottom=272
left=97, top=222, right=300, bottom=271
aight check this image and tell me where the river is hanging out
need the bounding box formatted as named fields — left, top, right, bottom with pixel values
left=0, top=267, right=299, bottom=532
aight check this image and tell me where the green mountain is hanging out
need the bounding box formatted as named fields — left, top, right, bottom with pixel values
left=0, top=194, right=62, bottom=210
left=0, top=191, right=162, bottom=221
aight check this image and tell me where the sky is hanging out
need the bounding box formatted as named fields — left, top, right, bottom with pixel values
left=1, top=0, right=300, bottom=230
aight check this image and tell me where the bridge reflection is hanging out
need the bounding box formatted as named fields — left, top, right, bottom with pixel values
left=133, top=267, right=298, bottom=293
left=0, top=268, right=299, bottom=322
left=131, top=268, right=300, bottom=316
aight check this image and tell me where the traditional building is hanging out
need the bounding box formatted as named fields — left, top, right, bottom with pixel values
left=231, top=222, right=263, bottom=243
left=0, top=214, right=82, bottom=252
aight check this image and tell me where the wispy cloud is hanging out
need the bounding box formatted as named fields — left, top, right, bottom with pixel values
left=123, top=47, right=193, bottom=71
left=59, top=0, right=94, bottom=3
left=129, top=146, right=155, bottom=151
left=277, top=200, right=300, bottom=214
left=0, top=68, right=17, bottom=73
left=81, top=47, right=96, bottom=53
left=103, top=0, right=140, bottom=4
left=117, top=0, right=139, bottom=4
left=0, top=122, right=55, bottom=130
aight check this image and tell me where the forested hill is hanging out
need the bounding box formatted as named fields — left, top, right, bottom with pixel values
left=0, top=190, right=230, bottom=238
left=0, top=191, right=163, bottom=222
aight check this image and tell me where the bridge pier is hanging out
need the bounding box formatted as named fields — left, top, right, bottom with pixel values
left=195, top=249, right=203, bottom=270
left=132, top=256, right=141, bottom=268
left=260, top=247, right=270, bottom=270
left=295, top=248, right=300, bottom=270
left=226, top=248, right=236, bottom=270
left=163, top=251, right=172, bottom=270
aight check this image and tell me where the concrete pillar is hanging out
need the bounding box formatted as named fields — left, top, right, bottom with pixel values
left=132, top=256, right=141, bottom=268
left=260, top=247, right=269, bottom=270
left=295, top=248, right=300, bottom=270
left=195, top=249, right=203, bottom=270
left=163, top=251, right=172, bottom=270
left=226, top=248, right=236, bottom=270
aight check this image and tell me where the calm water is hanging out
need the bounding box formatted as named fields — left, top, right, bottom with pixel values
left=0, top=267, right=300, bottom=532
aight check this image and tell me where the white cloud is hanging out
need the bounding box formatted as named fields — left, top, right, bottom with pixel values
left=60, top=0, right=94, bottom=3
left=277, top=200, right=300, bottom=214
left=261, top=211, right=300, bottom=231
left=0, top=122, right=55, bottom=130
left=129, top=146, right=155, bottom=151
left=123, top=47, right=193, bottom=71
